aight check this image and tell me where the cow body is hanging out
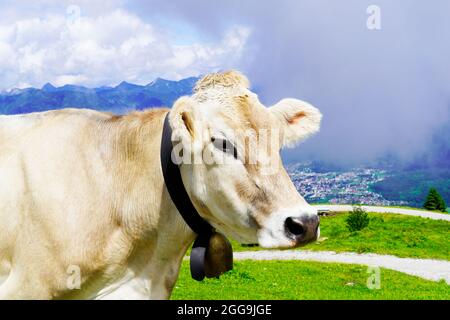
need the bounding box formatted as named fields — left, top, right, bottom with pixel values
left=0, top=108, right=193, bottom=299
left=0, top=71, right=322, bottom=299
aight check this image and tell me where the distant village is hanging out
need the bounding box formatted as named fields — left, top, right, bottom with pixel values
left=287, top=162, right=408, bottom=206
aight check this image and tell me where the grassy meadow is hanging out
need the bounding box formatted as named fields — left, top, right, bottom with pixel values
left=176, top=210, right=449, bottom=300
left=172, top=260, right=450, bottom=300
left=232, top=212, right=450, bottom=260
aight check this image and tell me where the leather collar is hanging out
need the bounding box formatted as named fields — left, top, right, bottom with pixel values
left=160, top=112, right=213, bottom=281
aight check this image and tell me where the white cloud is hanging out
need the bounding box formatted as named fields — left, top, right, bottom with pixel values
left=0, top=8, right=251, bottom=89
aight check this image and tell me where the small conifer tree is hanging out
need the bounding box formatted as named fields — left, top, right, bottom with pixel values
left=424, top=188, right=447, bottom=212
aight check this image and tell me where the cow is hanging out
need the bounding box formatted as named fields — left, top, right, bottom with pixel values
left=0, top=70, right=322, bottom=299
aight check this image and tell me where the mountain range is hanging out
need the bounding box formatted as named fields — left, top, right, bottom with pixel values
left=0, top=77, right=198, bottom=115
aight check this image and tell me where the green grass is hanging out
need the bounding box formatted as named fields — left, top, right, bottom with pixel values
left=172, top=260, right=450, bottom=300
left=232, top=212, right=450, bottom=261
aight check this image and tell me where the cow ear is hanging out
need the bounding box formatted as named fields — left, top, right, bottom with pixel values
left=269, top=98, right=322, bottom=148
left=169, top=97, right=201, bottom=161
left=169, top=97, right=196, bottom=138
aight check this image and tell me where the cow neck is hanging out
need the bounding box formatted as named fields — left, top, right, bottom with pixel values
left=160, top=112, right=213, bottom=281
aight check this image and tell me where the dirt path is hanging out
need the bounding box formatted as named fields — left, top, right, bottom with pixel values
left=313, top=204, right=450, bottom=221
left=233, top=250, right=450, bottom=284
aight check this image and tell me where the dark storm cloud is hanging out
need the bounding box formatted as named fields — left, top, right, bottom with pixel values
left=128, top=0, right=450, bottom=165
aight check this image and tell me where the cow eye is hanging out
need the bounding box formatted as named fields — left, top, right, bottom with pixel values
left=211, top=137, right=238, bottom=159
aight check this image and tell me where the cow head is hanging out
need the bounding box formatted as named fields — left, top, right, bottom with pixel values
left=168, top=71, right=322, bottom=248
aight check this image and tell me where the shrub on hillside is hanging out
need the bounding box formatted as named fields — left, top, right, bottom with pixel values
left=346, top=206, right=370, bottom=232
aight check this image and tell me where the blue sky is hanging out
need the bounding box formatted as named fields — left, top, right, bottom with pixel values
left=0, top=0, right=449, bottom=165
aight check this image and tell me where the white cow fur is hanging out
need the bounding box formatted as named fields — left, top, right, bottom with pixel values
left=0, top=71, right=321, bottom=299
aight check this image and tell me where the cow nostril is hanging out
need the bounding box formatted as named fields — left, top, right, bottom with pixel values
left=285, top=217, right=304, bottom=237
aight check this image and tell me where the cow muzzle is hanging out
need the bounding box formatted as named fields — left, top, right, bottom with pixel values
left=284, top=215, right=320, bottom=246
left=256, top=207, right=320, bottom=248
